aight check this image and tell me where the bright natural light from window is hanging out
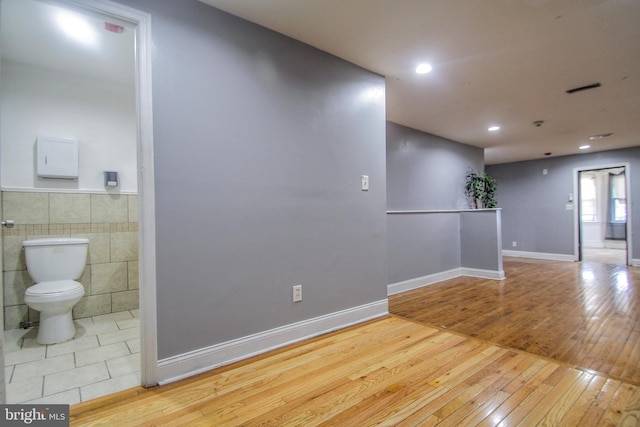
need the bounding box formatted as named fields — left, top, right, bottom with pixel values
left=610, top=173, right=627, bottom=222
left=56, top=11, right=96, bottom=45
left=415, top=63, right=432, bottom=74
left=580, top=174, right=596, bottom=222
left=615, top=271, right=629, bottom=292
left=581, top=268, right=595, bottom=282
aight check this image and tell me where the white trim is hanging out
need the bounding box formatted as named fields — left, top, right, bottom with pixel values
left=387, top=266, right=505, bottom=296
left=503, top=250, right=575, bottom=262
left=387, top=208, right=501, bottom=214
left=53, top=0, right=158, bottom=387
left=573, top=162, right=633, bottom=266
left=157, top=300, right=389, bottom=385
left=387, top=269, right=462, bottom=296
left=632, top=259, right=640, bottom=267
left=461, top=267, right=505, bottom=280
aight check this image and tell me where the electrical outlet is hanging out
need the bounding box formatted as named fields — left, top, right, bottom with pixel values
left=293, top=285, right=302, bottom=303
left=512, top=241, right=517, bottom=247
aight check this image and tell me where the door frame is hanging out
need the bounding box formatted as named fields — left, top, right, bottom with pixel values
left=55, top=0, right=158, bottom=387
left=573, top=162, right=632, bottom=266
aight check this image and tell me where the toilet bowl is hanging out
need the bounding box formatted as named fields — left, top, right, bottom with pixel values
left=23, top=238, right=88, bottom=345
left=24, top=280, right=85, bottom=344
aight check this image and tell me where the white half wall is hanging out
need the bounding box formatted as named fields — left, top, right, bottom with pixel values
left=0, top=60, right=137, bottom=193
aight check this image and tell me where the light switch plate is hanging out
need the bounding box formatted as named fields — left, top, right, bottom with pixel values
left=361, top=175, right=369, bottom=191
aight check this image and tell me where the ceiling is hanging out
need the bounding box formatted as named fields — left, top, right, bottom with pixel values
left=2, top=0, right=638, bottom=165
left=0, top=0, right=135, bottom=85
left=200, top=0, right=640, bottom=165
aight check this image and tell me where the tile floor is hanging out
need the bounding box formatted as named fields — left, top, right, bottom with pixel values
left=583, top=247, right=627, bottom=265
left=3, top=309, right=140, bottom=405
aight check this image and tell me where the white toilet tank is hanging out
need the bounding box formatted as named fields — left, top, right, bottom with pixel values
left=23, top=238, right=89, bottom=282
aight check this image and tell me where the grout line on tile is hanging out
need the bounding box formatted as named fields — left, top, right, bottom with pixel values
left=5, top=310, right=140, bottom=404
left=7, top=365, right=15, bottom=383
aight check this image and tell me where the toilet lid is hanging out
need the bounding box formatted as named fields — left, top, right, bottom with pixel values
left=25, top=280, right=83, bottom=296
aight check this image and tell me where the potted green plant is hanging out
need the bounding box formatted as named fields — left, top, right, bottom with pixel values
left=465, top=170, right=497, bottom=209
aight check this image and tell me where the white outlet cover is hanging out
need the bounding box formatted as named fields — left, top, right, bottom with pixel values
left=293, top=285, right=302, bottom=302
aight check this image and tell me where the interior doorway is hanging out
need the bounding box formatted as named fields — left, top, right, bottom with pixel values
left=0, top=0, right=156, bottom=404
left=576, top=165, right=630, bottom=265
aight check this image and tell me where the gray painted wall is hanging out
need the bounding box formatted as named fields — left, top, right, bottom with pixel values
left=118, top=0, right=387, bottom=359
left=460, top=210, right=502, bottom=271
left=486, top=147, right=640, bottom=259
left=387, top=213, right=461, bottom=284
left=386, top=122, right=498, bottom=283
left=386, top=122, right=484, bottom=211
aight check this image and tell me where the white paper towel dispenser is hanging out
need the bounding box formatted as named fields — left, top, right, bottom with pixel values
left=36, top=136, right=79, bottom=179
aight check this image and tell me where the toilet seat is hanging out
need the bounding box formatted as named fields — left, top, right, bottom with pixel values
left=25, top=280, right=83, bottom=297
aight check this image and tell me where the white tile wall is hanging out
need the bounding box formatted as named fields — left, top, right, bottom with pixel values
left=2, top=191, right=140, bottom=330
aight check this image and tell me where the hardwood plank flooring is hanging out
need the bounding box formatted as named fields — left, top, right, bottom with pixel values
left=70, top=257, right=640, bottom=425
left=390, top=257, right=640, bottom=386
left=70, top=316, right=640, bottom=426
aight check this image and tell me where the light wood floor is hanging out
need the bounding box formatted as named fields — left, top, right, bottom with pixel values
left=70, top=258, right=640, bottom=426
left=390, top=257, right=640, bottom=386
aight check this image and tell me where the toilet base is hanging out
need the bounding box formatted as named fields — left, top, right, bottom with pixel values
left=36, top=310, right=77, bottom=345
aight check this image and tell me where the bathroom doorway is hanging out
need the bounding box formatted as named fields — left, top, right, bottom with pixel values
left=0, top=0, right=156, bottom=404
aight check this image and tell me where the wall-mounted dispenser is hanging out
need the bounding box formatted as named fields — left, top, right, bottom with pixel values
left=104, top=171, right=118, bottom=187
left=36, top=136, right=79, bottom=179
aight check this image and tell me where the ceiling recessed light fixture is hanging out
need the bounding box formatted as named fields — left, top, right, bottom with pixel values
left=488, top=126, right=500, bottom=132
left=415, top=63, right=432, bottom=74
left=579, top=145, right=591, bottom=150
left=588, top=132, right=613, bottom=140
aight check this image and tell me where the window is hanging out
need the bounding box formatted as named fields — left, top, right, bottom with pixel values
left=580, top=174, right=597, bottom=222
left=609, top=173, right=626, bottom=223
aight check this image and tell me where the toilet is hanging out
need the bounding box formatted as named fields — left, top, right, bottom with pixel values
left=23, top=237, right=88, bottom=345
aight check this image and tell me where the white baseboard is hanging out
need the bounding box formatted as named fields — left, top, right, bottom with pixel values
left=461, top=267, right=505, bottom=280
left=502, top=250, right=575, bottom=262
left=387, top=266, right=505, bottom=296
left=632, top=259, right=640, bottom=267
left=387, top=268, right=462, bottom=296
left=157, top=299, right=388, bottom=385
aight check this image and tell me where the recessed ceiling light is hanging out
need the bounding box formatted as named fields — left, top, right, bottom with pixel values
left=588, top=133, right=613, bottom=140
left=488, top=126, right=500, bottom=132
left=579, top=145, right=591, bottom=150
left=416, top=63, right=432, bottom=74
